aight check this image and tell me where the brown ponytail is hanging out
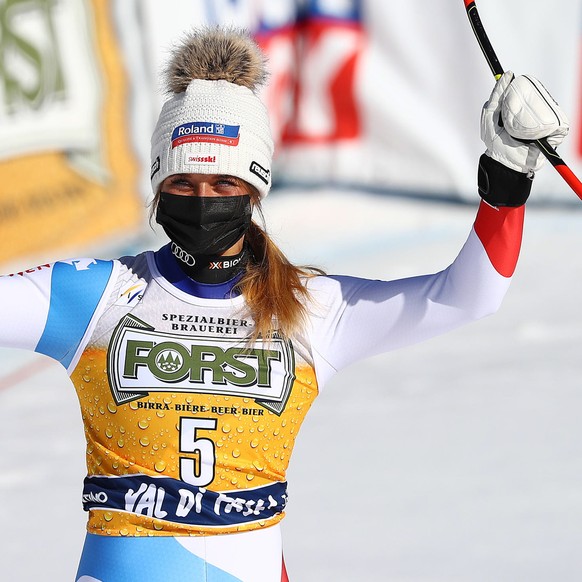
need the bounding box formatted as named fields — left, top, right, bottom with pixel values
left=238, top=214, right=322, bottom=340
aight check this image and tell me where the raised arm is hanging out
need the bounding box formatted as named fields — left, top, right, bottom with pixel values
left=309, top=72, right=569, bottom=387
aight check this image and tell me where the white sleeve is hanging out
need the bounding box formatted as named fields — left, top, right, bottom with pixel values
left=0, top=259, right=117, bottom=368
left=307, top=228, right=511, bottom=389
left=0, top=264, right=53, bottom=351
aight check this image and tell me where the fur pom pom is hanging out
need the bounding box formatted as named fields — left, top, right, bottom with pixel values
left=164, top=27, right=268, bottom=94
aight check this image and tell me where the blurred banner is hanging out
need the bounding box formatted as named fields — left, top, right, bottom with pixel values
left=143, top=0, right=582, bottom=203
left=2, top=0, right=581, bottom=268
left=0, top=0, right=145, bottom=265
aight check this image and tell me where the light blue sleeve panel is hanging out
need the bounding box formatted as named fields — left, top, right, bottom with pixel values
left=34, top=259, right=115, bottom=368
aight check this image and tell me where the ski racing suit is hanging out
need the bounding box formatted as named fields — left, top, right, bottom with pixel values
left=0, top=201, right=524, bottom=581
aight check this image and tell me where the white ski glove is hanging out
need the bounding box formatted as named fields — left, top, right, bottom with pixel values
left=477, top=71, right=570, bottom=206
left=481, top=71, right=569, bottom=174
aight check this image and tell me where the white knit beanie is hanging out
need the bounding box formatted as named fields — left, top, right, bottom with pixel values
left=150, top=28, right=274, bottom=198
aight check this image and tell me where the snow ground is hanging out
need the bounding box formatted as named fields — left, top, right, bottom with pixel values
left=1, top=188, right=582, bottom=581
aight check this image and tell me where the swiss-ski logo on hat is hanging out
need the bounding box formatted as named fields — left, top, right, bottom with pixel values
left=185, top=154, right=218, bottom=165
left=171, top=122, right=240, bottom=148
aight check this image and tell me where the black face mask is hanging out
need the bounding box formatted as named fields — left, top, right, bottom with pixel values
left=156, top=192, right=252, bottom=263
